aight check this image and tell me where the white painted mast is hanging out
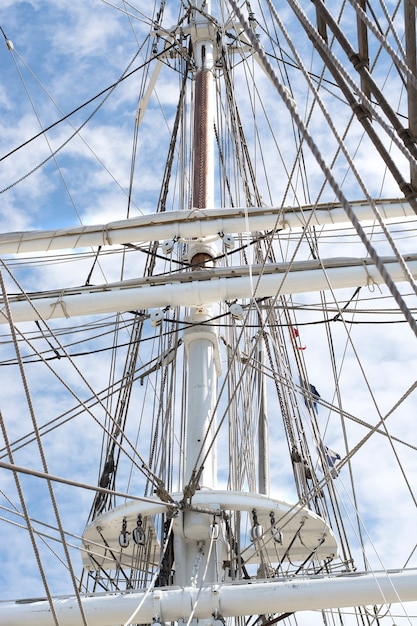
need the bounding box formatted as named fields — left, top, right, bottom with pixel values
left=183, top=0, right=218, bottom=490
left=172, top=0, right=222, bottom=608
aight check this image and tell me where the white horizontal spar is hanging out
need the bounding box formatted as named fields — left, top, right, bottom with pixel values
left=1, top=255, right=417, bottom=324
left=0, top=199, right=414, bottom=254
left=0, top=569, right=416, bottom=626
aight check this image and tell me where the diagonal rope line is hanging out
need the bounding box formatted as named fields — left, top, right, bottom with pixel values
left=0, top=269, right=89, bottom=626
left=227, top=0, right=417, bottom=339
left=0, top=410, right=60, bottom=626
left=0, top=258, right=165, bottom=491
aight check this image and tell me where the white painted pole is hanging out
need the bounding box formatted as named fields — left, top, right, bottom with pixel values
left=172, top=0, right=222, bottom=605
left=183, top=316, right=218, bottom=487
left=0, top=569, right=416, bottom=626
left=257, top=337, right=269, bottom=495
left=183, top=0, right=217, bottom=490
left=0, top=200, right=413, bottom=254
left=1, top=256, right=416, bottom=324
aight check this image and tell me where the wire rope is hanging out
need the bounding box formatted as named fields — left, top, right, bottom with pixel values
left=0, top=259, right=164, bottom=491
left=0, top=269, right=88, bottom=625
left=121, top=517, right=174, bottom=626
left=0, top=39, right=176, bottom=169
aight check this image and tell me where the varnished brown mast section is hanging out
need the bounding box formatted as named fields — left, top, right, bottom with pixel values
left=191, top=41, right=214, bottom=270
left=193, top=47, right=213, bottom=210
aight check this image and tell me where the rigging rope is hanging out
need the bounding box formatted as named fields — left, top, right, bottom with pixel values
left=0, top=458, right=172, bottom=508
left=121, top=517, right=174, bottom=626
left=264, top=0, right=417, bottom=302
left=0, top=39, right=175, bottom=168
left=0, top=259, right=161, bottom=489
left=227, top=0, right=417, bottom=339
left=0, top=412, right=61, bottom=626
left=0, top=269, right=88, bottom=626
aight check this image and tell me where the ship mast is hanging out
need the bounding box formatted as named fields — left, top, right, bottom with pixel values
left=172, top=0, right=223, bottom=609
left=183, top=0, right=219, bottom=491
left=3, top=2, right=417, bottom=624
